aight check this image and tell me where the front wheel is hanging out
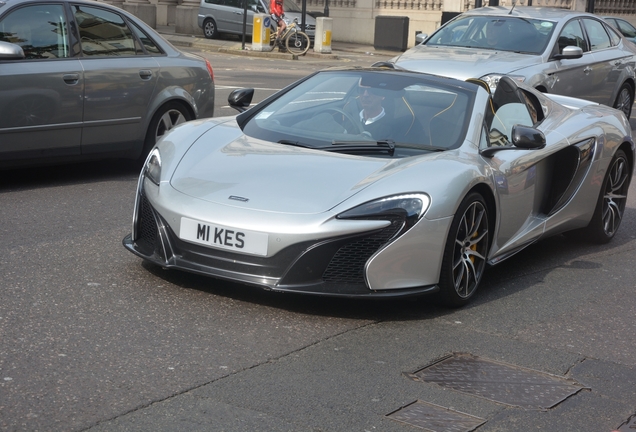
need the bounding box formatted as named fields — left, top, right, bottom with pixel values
left=286, top=31, right=310, bottom=55
left=203, top=18, right=218, bottom=39
left=437, top=192, right=490, bottom=308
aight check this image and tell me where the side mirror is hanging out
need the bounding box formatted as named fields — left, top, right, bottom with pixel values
left=480, top=125, right=545, bottom=157
left=0, top=41, right=26, bottom=60
left=553, top=45, right=583, bottom=60
left=511, top=125, right=546, bottom=149
left=228, top=88, right=254, bottom=113
left=415, top=33, right=428, bottom=45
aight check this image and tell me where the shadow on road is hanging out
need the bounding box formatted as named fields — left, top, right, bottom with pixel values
left=0, top=158, right=141, bottom=192
left=138, top=203, right=636, bottom=323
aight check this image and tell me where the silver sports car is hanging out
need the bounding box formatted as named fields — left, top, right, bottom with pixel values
left=123, top=68, right=634, bottom=306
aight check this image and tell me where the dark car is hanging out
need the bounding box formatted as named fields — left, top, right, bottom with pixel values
left=0, top=0, right=215, bottom=168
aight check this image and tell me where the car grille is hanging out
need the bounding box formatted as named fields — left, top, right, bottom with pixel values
left=135, top=194, right=160, bottom=256
left=131, top=195, right=408, bottom=292
left=322, top=221, right=403, bottom=284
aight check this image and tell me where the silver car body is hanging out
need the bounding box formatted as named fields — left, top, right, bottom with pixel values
left=0, top=0, right=215, bottom=167
left=197, top=0, right=315, bottom=39
left=393, top=7, right=636, bottom=118
left=123, top=68, right=634, bottom=303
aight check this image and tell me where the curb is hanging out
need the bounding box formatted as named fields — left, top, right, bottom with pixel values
left=161, top=33, right=361, bottom=61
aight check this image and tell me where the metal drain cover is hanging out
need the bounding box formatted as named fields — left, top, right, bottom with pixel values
left=387, top=400, right=486, bottom=432
left=617, top=414, right=636, bottom=431
left=407, top=353, right=585, bottom=409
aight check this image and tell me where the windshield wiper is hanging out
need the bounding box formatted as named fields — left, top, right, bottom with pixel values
left=330, top=140, right=395, bottom=155
left=278, top=139, right=314, bottom=149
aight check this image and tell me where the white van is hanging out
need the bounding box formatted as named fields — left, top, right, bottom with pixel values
left=198, top=0, right=315, bottom=40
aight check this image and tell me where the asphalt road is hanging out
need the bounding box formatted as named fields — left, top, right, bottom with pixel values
left=1, top=48, right=636, bottom=432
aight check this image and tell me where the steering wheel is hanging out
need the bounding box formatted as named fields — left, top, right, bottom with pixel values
left=322, top=108, right=364, bottom=135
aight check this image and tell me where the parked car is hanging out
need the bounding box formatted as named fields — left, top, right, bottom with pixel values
left=123, top=67, right=634, bottom=306
left=0, top=0, right=215, bottom=168
left=391, top=6, right=636, bottom=119
left=603, top=16, right=636, bottom=44
left=198, top=0, right=315, bottom=40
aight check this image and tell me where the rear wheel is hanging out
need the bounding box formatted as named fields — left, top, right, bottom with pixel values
left=613, top=83, right=633, bottom=119
left=286, top=31, right=310, bottom=55
left=140, top=102, right=191, bottom=162
left=437, top=192, right=490, bottom=308
left=203, top=18, right=218, bottom=39
left=578, top=149, right=630, bottom=243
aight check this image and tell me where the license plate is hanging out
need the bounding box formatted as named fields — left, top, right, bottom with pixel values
left=179, top=217, right=268, bottom=256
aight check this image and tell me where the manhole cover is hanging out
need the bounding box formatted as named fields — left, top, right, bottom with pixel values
left=616, top=413, right=636, bottom=431
left=387, top=400, right=486, bottom=432
left=406, top=353, right=586, bottom=409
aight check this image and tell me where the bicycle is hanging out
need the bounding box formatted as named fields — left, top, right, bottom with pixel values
left=270, top=18, right=311, bottom=55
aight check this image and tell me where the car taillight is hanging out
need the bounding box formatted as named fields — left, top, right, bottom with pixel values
left=205, top=59, right=214, bottom=81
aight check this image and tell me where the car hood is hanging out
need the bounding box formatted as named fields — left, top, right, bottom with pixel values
left=393, top=45, right=541, bottom=79
left=170, top=128, right=395, bottom=215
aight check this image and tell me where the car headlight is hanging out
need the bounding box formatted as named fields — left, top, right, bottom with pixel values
left=145, top=148, right=162, bottom=185
left=337, top=193, right=430, bottom=230
left=480, top=74, right=526, bottom=93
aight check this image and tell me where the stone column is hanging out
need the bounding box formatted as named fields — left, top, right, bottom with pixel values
left=176, top=0, right=200, bottom=35
left=123, top=0, right=157, bottom=28
left=157, top=0, right=179, bottom=26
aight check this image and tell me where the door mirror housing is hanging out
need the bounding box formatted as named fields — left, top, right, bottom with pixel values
left=553, top=45, right=583, bottom=60
left=228, top=88, right=254, bottom=112
left=0, top=41, right=25, bottom=60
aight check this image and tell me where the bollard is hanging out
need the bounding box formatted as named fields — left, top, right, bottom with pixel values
left=314, top=17, right=332, bottom=54
left=251, top=13, right=271, bottom=52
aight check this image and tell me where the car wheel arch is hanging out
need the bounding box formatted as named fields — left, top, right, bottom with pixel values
left=139, top=99, right=195, bottom=161
left=614, top=79, right=634, bottom=117
left=467, top=183, right=497, bottom=248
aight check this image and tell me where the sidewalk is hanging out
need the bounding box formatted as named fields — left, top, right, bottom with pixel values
left=156, top=24, right=400, bottom=60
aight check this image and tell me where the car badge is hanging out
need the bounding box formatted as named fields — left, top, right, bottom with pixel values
left=229, top=195, right=249, bottom=202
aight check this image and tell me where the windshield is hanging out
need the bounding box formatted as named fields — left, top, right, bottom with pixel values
left=426, top=15, right=556, bottom=54
left=242, top=71, right=476, bottom=157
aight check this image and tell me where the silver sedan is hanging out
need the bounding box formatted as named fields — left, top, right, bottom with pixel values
left=392, top=6, right=636, bottom=119
left=0, top=0, right=215, bottom=168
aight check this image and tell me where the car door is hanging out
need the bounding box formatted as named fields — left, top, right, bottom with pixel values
left=0, top=3, right=83, bottom=162
left=548, top=19, right=597, bottom=102
left=482, top=81, right=549, bottom=257
left=581, top=18, right=629, bottom=106
left=72, top=4, right=159, bottom=155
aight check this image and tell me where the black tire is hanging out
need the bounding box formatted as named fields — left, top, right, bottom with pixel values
left=578, top=149, right=630, bottom=243
left=286, top=31, right=310, bottom=55
left=203, top=18, right=218, bottom=39
left=437, top=192, right=490, bottom=308
left=613, top=83, right=633, bottom=119
left=140, top=102, right=191, bottom=162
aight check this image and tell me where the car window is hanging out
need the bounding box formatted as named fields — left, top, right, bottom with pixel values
left=242, top=0, right=266, bottom=13
left=582, top=18, right=612, bottom=51
left=73, top=5, right=142, bottom=56
left=242, top=71, right=475, bottom=154
left=0, top=4, right=70, bottom=59
left=487, top=77, right=538, bottom=147
left=425, top=15, right=555, bottom=55
left=617, top=19, right=636, bottom=38
left=557, top=19, right=589, bottom=53
left=129, top=21, right=162, bottom=54
left=605, top=24, right=622, bottom=45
